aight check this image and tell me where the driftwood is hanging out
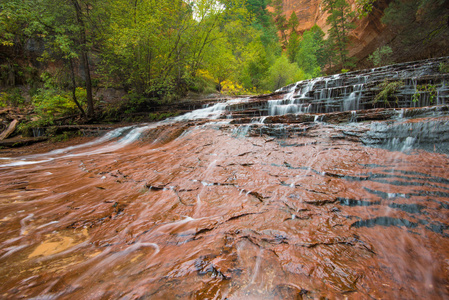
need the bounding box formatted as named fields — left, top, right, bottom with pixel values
left=0, top=119, right=18, bottom=141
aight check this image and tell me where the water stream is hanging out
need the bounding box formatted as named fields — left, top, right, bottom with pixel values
left=1, top=59, right=449, bottom=299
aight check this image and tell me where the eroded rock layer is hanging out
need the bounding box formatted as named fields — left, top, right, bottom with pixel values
left=1, top=100, right=449, bottom=298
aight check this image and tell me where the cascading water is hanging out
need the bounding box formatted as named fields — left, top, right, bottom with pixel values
left=264, top=57, right=449, bottom=116
left=1, top=57, right=449, bottom=299
left=269, top=78, right=319, bottom=115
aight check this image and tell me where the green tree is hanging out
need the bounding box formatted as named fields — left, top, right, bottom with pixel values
left=295, top=25, right=326, bottom=78
left=238, top=36, right=272, bottom=90
left=262, top=54, right=306, bottom=91
left=322, top=0, right=356, bottom=70
left=368, top=45, right=394, bottom=67
left=102, top=0, right=250, bottom=100
left=1, top=0, right=290, bottom=113
left=0, top=0, right=103, bottom=119
left=102, top=0, right=190, bottom=98
left=270, top=0, right=288, bottom=47
left=285, top=12, right=300, bottom=63
left=203, top=12, right=258, bottom=91
left=244, top=0, right=281, bottom=57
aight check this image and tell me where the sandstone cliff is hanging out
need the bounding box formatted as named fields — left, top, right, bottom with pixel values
left=282, top=0, right=449, bottom=68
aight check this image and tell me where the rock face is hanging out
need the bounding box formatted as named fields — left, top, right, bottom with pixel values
left=346, top=0, right=394, bottom=63
left=283, top=0, right=448, bottom=65
left=1, top=62, right=449, bottom=299
left=282, top=0, right=392, bottom=61
left=283, top=0, right=328, bottom=32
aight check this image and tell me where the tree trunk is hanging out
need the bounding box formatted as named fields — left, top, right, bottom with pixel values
left=69, top=58, right=87, bottom=118
left=71, top=0, right=95, bottom=119
left=81, top=51, right=94, bottom=118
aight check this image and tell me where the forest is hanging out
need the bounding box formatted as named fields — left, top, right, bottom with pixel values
left=0, top=0, right=448, bottom=128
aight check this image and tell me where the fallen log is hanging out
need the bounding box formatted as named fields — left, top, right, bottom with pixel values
left=0, top=136, right=48, bottom=148
left=0, top=119, right=18, bottom=141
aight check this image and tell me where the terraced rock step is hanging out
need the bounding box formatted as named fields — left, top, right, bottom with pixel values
left=224, top=56, right=449, bottom=118
left=1, top=58, right=449, bottom=300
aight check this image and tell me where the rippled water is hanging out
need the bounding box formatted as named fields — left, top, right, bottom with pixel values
left=1, top=99, right=449, bottom=299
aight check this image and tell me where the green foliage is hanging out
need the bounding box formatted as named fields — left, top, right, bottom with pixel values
left=0, top=88, right=25, bottom=107
left=286, top=31, right=300, bottom=63
left=374, top=80, right=404, bottom=106
left=122, top=92, right=157, bottom=114
left=270, top=0, right=288, bottom=47
left=52, top=131, right=73, bottom=142
left=262, top=54, right=306, bottom=91
left=368, top=46, right=394, bottom=67
left=245, top=0, right=280, bottom=55
left=148, top=112, right=179, bottom=121
left=382, top=0, right=449, bottom=51
left=100, top=0, right=251, bottom=100
left=439, top=62, right=449, bottom=73
left=282, top=12, right=304, bottom=65
left=187, top=70, right=217, bottom=94
left=31, top=73, right=86, bottom=124
left=412, top=84, right=437, bottom=103
left=295, top=25, right=326, bottom=78
left=1, top=0, right=340, bottom=115
left=322, top=0, right=356, bottom=70
left=33, top=92, right=78, bottom=117
left=355, top=0, right=375, bottom=18
left=285, top=12, right=300, bottom=63
left=0, top=0, right=105, bottom=118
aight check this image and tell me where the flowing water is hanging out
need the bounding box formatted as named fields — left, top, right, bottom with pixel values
left=1, top=60, right=449, bottom=299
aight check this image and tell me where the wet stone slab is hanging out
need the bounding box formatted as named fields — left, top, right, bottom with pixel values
left=1, top=107, right=449, bottom=299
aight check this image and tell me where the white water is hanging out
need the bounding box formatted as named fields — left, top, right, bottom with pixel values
left=0, top=98, right=250, bottom=168
left=171, top=97, right=249, bottom=121
left=2, top=58, right=448, bottom=167
left=269, top=78, right=321, bottom=116
left=0, top=125, right=153, bottom=167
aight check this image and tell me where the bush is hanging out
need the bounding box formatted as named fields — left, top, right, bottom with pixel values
left=262, top=55, right=307, bottom=91
left=31, top=73, right=87, bottom=123
left=33, top=90, right=79, bottom=117
left=374, top=80, right=403, bottom=106
left=188, top=70, right=217, bottom=94
left=439, top=62, right=449, bottom=73
left=412, top=84, right=437, bottom=103
left=0, top=88, right=25, bottom=107
left=368, top=46, right=394, bottom=67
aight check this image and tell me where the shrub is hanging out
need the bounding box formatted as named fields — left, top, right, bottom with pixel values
left=262, top=55, right=307, bottom=92
left=0, top=88, right=25, bottom=107
left=32, top=90, right=78, bottom=118
left=368, top=46, right=394, bottom=67
left=439, top=62, right=449, bottom=73
left=412, top=84, right=437, bottom=103
left=374, top=80, right=403, bottom=106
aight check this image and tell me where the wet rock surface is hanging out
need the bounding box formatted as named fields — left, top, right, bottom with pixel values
left=225, top=57, right=449, bottom=119
left=1, top=102, right=449, bottom=299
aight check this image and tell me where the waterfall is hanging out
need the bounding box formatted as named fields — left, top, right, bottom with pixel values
left=2, top=57, right=449, bottom=300
left=264, top=57, right=449, bottom=116
left=32, top=128, right=45, bottom=137
left=268, top=78, right=320, bottom=116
